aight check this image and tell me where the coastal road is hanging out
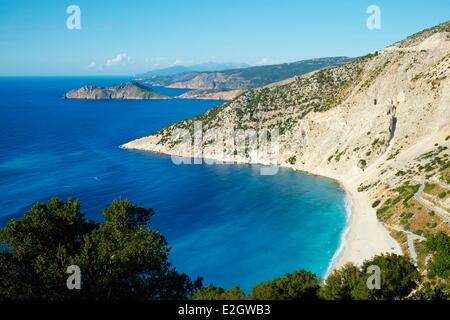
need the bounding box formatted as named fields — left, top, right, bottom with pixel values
left=385, top=180, right=448, bottom=264
left=385, top=225, right=425, bottom=265
left=434, top=181, right=450, bottom=190
left=406, top=232, right=426, bottom=264
left=415, top=180, right=450, bottom=224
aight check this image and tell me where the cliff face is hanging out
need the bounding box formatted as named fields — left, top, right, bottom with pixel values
left=122, top=22, right=450, bottom=266
left=65, top=82, right=169, bottom=100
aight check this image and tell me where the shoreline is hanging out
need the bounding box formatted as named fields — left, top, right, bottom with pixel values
left=292, top=168, right=400, bottom=275
left=324, top=191, right=353, bottom=278
left=120, top=144, right=403, bottom=274
left=324, top=173, right=402, bottom=271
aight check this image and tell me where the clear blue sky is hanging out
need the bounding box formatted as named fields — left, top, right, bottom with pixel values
left=0, top=0, right=449, bottom=75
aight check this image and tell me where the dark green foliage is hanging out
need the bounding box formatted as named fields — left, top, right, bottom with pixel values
left=395, top=183, right=420, bottom=204
left=360, top=254, right=420, bottom=300
left=0, top=198, right=201, bottom=300
left=425, top=232, right=450, bottom=278
left=396, top=170, right=406, bottom=177
left=400, top=212, right=414, bottom=227
left=387, top=149, right=401, bottom=160
left=287, top=156, right=297, bottom=165
left=335, top=148, right=348, bottom=162
left=372, top=200, right=381, bottom=208
left=190, top=285, right=245, bottom=300
left=321, top=254, right=420, bottom=300
left=424, top=183, right=436, bottom=193
left=358, top=159, right=367, bottom=170
left=249, top=270, right=320, bottom=300
left=319, top=264, right=370, bottom=300
left=377, top=183, right=421, bottom=221
left=0, top=198, right=93, bottom=300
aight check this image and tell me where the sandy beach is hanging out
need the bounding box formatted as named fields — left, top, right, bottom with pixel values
left=308, top=164, right=402, bottom=274
left=122, top=135, right=404, bottom=274
left=121, top=26, right=450, bottom=275
left=330, top=177, right=402, bottom=270
left=321, top=125, right=450, bottom=272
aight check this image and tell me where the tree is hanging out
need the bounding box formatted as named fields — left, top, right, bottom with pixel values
left=0, top=198, right=94, bottom=299
left=425, top=232, right=450, bottom=278
left=249, top=270, right=320, bottom=300
left=361, top=254, right=420, bottom=300
left=319, top=264, right=370, bottom=300
left=320, top=254, right=421, bottom=300
left=0, top=198, right=201, bottom=300
left=190, top=285, right=245, bottom=300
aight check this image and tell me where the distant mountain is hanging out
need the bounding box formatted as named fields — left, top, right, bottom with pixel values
left=137, top=62, right=251, bottom=78
left=139, top=57, right=354, bottom=91
left=65, top=82, right=170, bottom=100
left=138, top=66, right=193, bottom=78
left=68, top=57, right=355, bottom=102
left=188, top=62, right=251, bottom=72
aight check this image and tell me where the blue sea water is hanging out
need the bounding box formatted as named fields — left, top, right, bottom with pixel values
left=0, top=77, right=347, bottom=291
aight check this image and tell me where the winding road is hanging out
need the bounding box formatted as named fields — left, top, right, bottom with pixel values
left=385, top=225, right=425, bottom=264
left=388, top=179, right=450, bottom=264
left=415, top=179, right=450, bottom=224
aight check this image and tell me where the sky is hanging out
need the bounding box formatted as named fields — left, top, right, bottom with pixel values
left=0, top=0, right=449, bottom=76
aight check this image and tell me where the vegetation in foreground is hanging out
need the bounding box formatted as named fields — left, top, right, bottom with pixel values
left=0, top=198, right=201, bottom=300
left=0, top=198, right=448, bottom=300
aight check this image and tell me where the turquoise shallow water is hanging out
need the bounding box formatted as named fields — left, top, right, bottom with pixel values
left=0, top=77, right=347, bottom=291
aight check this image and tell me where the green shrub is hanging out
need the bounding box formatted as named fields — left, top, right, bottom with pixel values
left=0, top=198, right=201, bottom=300
left=372, top=200, right=381, bottom=208
left=425, top=232, right=450, bottom=278
left=424, top=183, right=436, bottom=192
left=396, top=170, right=406, bottom=177
left=358, top=159, right=367, bottom=170
left=287, top=156, right=297, bottom=165
left=319, top=264, right=370, bottom=300
left=321, top=254, right=420, bottom=300
left=361, top=254, right=420, bottom=300
left=190, top=285, right=245, bottom=300
left=250, top=270, right=320, bottom=300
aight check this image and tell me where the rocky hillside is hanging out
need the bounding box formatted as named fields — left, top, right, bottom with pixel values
left=142, top=57, right=354, bottom=91
left=176, top=89, right=246, bottom=100
left=65, top=82, right=169, bottom=100
left=122, top=21, right=450, bottom=271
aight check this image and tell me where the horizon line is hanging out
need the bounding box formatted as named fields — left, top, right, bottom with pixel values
left=0, top=55, right=360, bottom=77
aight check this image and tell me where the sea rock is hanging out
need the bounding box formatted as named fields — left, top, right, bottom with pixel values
left=65, top=82, right=170, bottom=100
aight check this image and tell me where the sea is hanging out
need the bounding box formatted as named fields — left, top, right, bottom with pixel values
left=0, top=77, right=348, bottom=291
